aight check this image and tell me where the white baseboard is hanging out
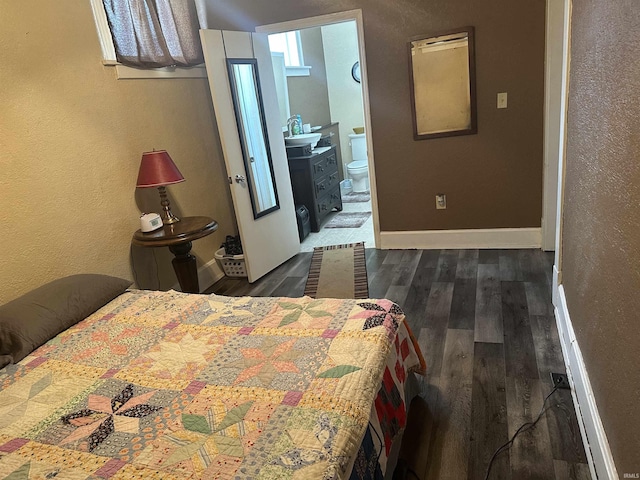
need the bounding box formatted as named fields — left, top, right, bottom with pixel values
left=172, top=258, right=225, bottom=293
left=553, top=271, right=618, bottom=479
left=378, top=227, right=542, bottom=250
left=197, top=258, right=226, bottom=293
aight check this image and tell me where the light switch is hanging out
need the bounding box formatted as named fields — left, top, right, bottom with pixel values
left=497, top=92, right=508, bottom=109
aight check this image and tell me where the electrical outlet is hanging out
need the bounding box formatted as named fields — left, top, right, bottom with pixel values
left=435, top=194, right=446, bottom=209
left=551, top=372, right=570, bottom=389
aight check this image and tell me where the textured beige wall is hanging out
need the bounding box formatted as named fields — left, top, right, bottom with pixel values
left=322, top=21, right=365, bottom=170
left=204, top=0, right=545, bottom=231
left=562, top=0, right=640, bottom=474
left=0, top=0, right=236, bottom=303
left=287, top=28, right=331, bottom=128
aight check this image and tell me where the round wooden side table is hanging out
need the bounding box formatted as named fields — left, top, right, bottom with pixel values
left=132, top=216, right=218, bottom=293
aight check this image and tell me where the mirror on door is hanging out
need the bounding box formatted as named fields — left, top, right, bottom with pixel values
left=227, top=58, right=280, bottom=219
left=408, top=26, right=477, bottom=140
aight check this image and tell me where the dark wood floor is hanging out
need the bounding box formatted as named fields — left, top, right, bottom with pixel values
left=206, top=249, right=591, bottom=480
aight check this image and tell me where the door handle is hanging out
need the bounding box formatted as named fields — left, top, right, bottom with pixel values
left=235, top=175, right=246, bottom=184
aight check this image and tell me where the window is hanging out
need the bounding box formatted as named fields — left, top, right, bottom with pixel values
left=268, top=31, right=311, bottom=77
left=90, top=0, right=207, bottom=79
left=268, top=31, right=303, bottom=67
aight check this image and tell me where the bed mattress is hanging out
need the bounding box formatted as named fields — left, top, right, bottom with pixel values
left=0, top=290, right=424, bottom=479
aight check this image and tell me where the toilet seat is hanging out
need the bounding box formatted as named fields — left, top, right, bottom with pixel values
left=347, top=160, right=369, bottom=193
left=347, top=160, right=368, bottom=173
left=347, top=134, right=369, bottom=192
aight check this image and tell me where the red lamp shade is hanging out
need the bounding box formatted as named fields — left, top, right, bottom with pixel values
left=136, top=150, right=185, bottom=188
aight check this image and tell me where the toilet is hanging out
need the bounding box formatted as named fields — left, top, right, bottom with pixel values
left=347, top=133, right=369, bottom=192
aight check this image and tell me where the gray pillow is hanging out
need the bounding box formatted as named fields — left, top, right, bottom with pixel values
left=0, top=274, right=132, bottom=368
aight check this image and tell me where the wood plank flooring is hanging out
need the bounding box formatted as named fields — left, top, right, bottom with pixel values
left=205, top=249, right=591, bottom=480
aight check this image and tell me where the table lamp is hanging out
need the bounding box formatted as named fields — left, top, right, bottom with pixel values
left=136, top=150, right=185, bottom=224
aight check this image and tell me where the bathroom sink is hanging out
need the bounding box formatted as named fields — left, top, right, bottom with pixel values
left=285, top=133, right=322, bottom=149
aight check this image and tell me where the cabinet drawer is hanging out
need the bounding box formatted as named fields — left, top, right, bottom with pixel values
left=312, top=156, right=328, bottom=177
left=316, top=196, right=333, bottom=216
left=313, top=171, right=339, bottom=197
left=316, top=195, right=336, bottom=217
left=315, top=186, right=343, bottom=221
left=312, top=151, right=338, bottom=178
left=326, top=152, right=337, bottom=169
left=328, top=187, right=342, bottom=211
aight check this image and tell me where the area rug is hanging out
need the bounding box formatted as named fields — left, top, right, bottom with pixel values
left=342, top=191, right=371, bottom=203
left=304, top=242, right=369, bottom=299
left=324, top=211, right=371, bottom=229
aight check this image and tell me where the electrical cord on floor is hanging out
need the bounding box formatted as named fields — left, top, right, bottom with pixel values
left=483, top=385, right=560, bottom=480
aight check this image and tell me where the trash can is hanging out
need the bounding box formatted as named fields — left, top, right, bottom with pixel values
left=295, top=205, right=311, bottom=242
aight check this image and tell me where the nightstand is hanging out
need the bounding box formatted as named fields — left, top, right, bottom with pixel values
left=132, top=216, right=218, bottom=293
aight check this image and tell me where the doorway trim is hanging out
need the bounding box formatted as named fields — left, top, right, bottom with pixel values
left=542, top=0, right=566, bottom=252
left=256, top=9, right=380, bottom=248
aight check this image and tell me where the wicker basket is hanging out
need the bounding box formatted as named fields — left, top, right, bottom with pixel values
left=215, top=248, right=247, bottom=277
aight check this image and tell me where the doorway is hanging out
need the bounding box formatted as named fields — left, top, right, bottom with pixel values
left=256, top=10, right=379, bottom=252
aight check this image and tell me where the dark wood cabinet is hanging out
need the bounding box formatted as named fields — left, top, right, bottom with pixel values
left=287, top=146, right=342, bottom=232
left=313, top=123, right=343, bottom=181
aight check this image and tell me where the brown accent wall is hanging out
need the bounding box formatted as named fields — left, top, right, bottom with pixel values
left=205, top=0, right=546, bottom=231
left=562, top=0, right=640, bottom=474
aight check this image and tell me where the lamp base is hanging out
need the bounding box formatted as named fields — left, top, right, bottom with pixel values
left=163, top=212, right=181, bottom=225
left=158, top=186, right=180, bottom=224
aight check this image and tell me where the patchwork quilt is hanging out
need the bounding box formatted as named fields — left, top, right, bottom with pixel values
left=0, top=290, right=425, bottom=479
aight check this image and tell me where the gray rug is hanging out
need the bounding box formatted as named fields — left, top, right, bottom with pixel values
left=325, top=211, right=371, bottom=229
left=342, top=191, right=371, bottom=203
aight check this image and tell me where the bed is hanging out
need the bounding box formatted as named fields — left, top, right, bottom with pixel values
left=0, top=275, right=425, bottom=479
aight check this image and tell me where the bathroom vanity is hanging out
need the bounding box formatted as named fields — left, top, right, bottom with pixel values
left=312, top=123, right=343, bottom=181
left=286, top=145, right=342, bottom=232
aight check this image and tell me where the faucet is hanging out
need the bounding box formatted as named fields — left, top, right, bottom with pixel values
left=287, top=115, right=301, bottom=136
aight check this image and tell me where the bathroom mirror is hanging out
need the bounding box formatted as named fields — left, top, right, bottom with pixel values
left=408, top=27, right=477, bottom=140
left=227, top=58, right=280, bottom=219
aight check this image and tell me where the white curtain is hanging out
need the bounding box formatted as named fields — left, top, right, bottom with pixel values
left=102, top=0, right=204, bottom=67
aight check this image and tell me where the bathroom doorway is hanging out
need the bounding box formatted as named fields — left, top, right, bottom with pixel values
left=256, top=10, right=378, bottom=252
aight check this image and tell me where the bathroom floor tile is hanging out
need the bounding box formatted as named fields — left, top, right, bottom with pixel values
left=300, top=200, right=374, bottom=252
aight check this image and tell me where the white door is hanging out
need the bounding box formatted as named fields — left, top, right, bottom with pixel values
left=200, top=29, right=300, bottom=282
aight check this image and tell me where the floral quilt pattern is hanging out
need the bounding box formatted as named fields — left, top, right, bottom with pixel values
left=0, top=290, right=424, bottom=479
